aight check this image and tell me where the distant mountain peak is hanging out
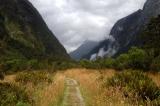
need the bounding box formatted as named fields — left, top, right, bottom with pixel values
left=70, top=40, right=99, bottom=60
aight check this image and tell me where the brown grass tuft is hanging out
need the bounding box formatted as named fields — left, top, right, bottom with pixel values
left=35, top=72, right=65, bottom=106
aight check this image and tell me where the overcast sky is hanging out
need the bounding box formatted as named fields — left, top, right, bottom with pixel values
left=29, top=0, right=146, bottom=53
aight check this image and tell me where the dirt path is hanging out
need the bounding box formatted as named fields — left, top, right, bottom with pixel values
left=62, top=78, right=85, bottom=106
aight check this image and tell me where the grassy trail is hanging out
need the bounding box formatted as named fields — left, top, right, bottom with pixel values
left=61, top=78, right=85, bottom=106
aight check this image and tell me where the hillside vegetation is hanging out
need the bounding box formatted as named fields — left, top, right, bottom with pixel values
left=0, top=0, right=69, bottom=73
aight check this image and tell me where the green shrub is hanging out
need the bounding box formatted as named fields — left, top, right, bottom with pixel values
left=15, top=71, right=52, bottom=85
left=3, top=59, right=27, bottom=72
left=128, top=47, right=149, bottom=70
left=80, top=59, right=91, bottom=68
left=52, top=61, right=79, bottom=70
left=106, top=71, right=160, bottom=101
left=115, top=54, right=129, bottom=70
left=0, top=83, right=31, bottom=106
left=141, top=16, right=160, bottom=58
left=27, top=59, right=40, bottom=70
left=104, top=58, right=115, bottom=68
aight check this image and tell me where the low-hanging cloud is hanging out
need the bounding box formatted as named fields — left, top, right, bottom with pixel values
left=29, top=0, right=146, bottom=52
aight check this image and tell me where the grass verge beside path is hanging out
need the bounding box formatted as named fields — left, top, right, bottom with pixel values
left=36, top=72, right=65, bottom=106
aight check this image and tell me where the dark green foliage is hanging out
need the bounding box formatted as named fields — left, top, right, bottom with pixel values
left=80, top=59, right=101, bottom=69
left=114, top=47, right=149, bottom=70
left=79, top=58, right=114, bottom=69
left=0, top=83, right=31, bottom=106
left=15, top=71, right=52, bottom=85
left=1, top=59, right=49, bottom=72
left=103, top=58, right=115, bottom=68
left=80, top=59, right=94, bottom=69
left=2, top=59, right=27, bottom=72
left=127, top=47, right=150, bottom=70
left=27, top=59, right=41, bottom=70
left=115, top=54, right=129, bottom=70
left=0, top=0, right=69, bottom=72
left=140, top=15, right=160, bottom=71
left=52, top=61, right=79, bottom=70
left=142, top=15, right=160, bottom=57
left=107, top=71, right=160, bottom=101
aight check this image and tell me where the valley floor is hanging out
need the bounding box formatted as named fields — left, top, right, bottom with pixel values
left=2, top=68, right=160, bottom=106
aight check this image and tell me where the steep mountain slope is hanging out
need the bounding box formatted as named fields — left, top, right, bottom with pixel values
left=85, top=0, right=160, bottom=59
left=110, top=0, right=160, bottom=56
left=83, top=37, right=117, bottom=60
left=70, top=40, right=99, bottom=60
left=0, top=0, right=69, bottom=63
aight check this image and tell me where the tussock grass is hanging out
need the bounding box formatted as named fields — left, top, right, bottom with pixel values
left=2, top=68, right=160, bottom=106
left=64, top=68, right=129, bottom=106
left=35, top=72, right=65, bottom=106
left=15, top=71, right=52, bottom=85
left=1, top=70, right=62, bottom=106
left=64, top=68, right=160, bottom=106
left=106, top=71, right=160, bottom=105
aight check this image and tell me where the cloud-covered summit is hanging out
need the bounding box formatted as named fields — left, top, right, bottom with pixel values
left=29, top=0, right=146, bottom=52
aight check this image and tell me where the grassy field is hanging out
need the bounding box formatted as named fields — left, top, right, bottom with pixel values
left=64, top=69, right=130, bottom=106
left=1, top=68, right=160, bottom=106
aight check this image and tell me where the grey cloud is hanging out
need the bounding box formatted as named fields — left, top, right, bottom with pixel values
left=29, top=0, right=146, bottom=52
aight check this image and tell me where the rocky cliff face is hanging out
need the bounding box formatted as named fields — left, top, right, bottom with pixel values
left=83, top=37, right=117, bottom=60
left=110, top=9, right=143, bottom=55
left=110, top=0, right=160, bottom=56
left=0, top=0, right=69, bottom=62
left=70, top=40, right=99, bottom=60
left=86, top=0, right=160, bottom=59
left=142, top=0, right=160, bottom=24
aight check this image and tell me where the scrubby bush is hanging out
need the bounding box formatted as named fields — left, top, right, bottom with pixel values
left=3, top=59, right=27, bottom=72
left=27, top=59, right=39, bottom=70
left=128, top=47, right=150, bottom=70
left=15, top=71, right=52, bottom=85
left=1, top=59, right=54, bottom=72
left=0, top=83, right=31, bottom=106
left=115, top=54, right=129, bottom=70
left=80, top=59, right=101, bottom=69
left=52, top=61, right=79, bottom=70
left=106, top=71, right=160, bottom=101
left=80, top=59, right=91, bottom=68
left=103, top=58, right=115, bottom=68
